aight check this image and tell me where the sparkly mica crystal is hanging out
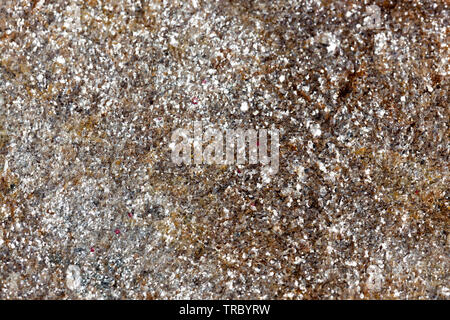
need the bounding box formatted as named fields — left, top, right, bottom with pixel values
left=0, top=0, right=448, bottom=299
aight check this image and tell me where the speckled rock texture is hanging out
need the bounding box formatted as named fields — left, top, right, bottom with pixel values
left=0, top=0, right=448, bottom=299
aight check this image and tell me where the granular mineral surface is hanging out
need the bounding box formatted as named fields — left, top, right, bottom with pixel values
left=0, top=0, right=448, bottom=299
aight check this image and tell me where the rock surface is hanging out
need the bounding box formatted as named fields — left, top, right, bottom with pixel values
left=0, top=0, right=448, bottom=299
